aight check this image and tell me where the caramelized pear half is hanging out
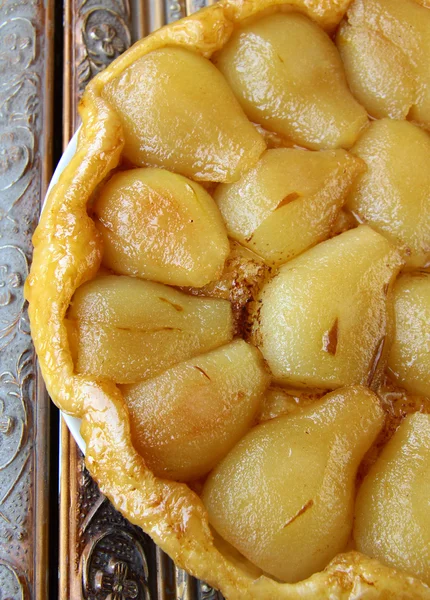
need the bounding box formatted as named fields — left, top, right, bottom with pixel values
left=337, top=0, right=430, bottom=128
left=355, top=412, right=430, bottom=585
left=66, top=275, right=233, bottom=383
left=388, top=272, right=430, bottom=397
left=347, top=119, right=430, bottom=269
left=203, top=386, right=384, bottom=583
left=215, top=148, right=364, bottom=266
left=121, top=340, right=269, bottom=482
left=250, top=226, right=402, bottom=389
left=102, top=47, right=265, bottom=182
left=94, top=168, right=229, bottom=287
left=214, top=13, right=367, bottom=150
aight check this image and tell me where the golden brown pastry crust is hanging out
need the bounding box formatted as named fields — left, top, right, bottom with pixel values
left=25, top=1, right=430, bottom=597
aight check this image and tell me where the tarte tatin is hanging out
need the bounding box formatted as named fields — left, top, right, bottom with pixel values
left=26, top=0, right=430, bottom=597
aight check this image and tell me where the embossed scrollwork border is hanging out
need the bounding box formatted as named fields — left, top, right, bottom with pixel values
left=77, top=5, right=131, bottom=95
left=0, top=0, right=54, bottom=598
left=0, top=558, right=29, bottom=599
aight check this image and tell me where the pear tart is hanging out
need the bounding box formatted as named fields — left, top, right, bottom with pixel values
left=26, top=0, right=430, bottom=597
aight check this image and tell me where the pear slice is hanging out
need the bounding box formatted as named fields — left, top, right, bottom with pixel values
left=94, top=168, right=229, bottom=287
left=388, top=272, right=430, bottom=397
left=102, top=47, right=265, bottom=182
left=121, top=340, right=269, bottom=482
left=214, top=148, right=364, bottom=266
left=214, top=13, right=368, bottom=150
left=202, top=386, right=384, bottom=583
left=337, top=0, right=430, bottom=128
left=346, top=119, right=430, bottom=269
left=66, top=275, right=233, bottom=383
left=354, top=412, right=430, bottom=585
left=250, top=226, right=402, bottom=389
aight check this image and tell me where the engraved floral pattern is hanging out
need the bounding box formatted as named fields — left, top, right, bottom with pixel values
left=0, top=31, right=31, bottom=67
left=0, top=264, right=21, bottom=307
left=0, top=346, right=32, bottom=547
left=0, top=17, right=35, bottom=76
left=0, top=411, right=13, bottom=435
left=95, top=559, right=139, bottom=600
left=82, top=527, right=150, bottom=600
left=0, top=1, right=47, bottom=596
left=0, top=246, right=29, bottom=350
left=78, top=6, right=131, bottom=94
left=89, top=23, right=125, bottom=57
left=201, top=582, right=224, bottom=599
